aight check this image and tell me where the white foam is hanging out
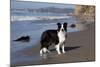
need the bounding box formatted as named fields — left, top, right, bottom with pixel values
left=11, top=16, right=70, bottom=21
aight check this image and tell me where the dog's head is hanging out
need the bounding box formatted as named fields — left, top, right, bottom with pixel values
left=57, top=22, right=67, bottom=32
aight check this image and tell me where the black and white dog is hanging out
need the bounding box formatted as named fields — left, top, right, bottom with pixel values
left=40, top=22, right=67, bottom=56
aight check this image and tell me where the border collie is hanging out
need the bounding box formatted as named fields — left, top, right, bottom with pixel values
left=40, top=22, right=67, bottom=56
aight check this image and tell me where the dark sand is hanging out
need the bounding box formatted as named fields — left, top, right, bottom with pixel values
left=11, top=23, right=95, bottom=67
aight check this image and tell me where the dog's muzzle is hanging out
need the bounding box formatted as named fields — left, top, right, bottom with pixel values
left=61, top=29, right=64, bottom=31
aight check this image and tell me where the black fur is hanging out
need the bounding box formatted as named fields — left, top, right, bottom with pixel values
left=63, top=23, right=67, bottom=31
left=57, top=23, right=61, bottom=31
left=40, top=30, right=59, bottom=49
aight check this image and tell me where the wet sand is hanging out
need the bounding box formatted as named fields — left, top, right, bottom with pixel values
left=11, top=23, right=95, bottom=67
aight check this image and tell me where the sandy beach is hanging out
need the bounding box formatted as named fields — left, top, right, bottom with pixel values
left=11, top=22, right=95, bottom=67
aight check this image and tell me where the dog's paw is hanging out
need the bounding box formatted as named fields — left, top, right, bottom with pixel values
left=58, top=52, right=61, bottom=55
left=62, top=51, right=66, bottom=54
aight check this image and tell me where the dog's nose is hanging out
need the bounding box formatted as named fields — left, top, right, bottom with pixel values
left=61, top=29, right=64, bottom=31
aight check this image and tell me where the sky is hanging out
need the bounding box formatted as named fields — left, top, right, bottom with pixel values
left=11, top=0, right=75, bottom=9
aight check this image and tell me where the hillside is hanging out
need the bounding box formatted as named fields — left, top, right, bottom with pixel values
left=74, top=5, right=95, bottom=23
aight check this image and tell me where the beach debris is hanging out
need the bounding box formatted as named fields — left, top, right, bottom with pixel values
left=70, top=24, right=76, bottom=28
left=13, top=36, right=30, bottom=42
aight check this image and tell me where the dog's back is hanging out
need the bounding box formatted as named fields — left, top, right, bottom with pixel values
left=40, top=30, right=59, bottom=49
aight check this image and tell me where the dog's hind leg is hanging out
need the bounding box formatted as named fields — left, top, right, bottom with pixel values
left=42, top=48, right=49, bottom=53
left=40, top=47, right=50, bottom=56
left=47, top=49, right=51, bottom=53
left=40, top=49, right=43, bottom=56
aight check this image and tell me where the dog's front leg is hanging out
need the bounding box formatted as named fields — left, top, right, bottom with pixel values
left=55, top=44, right=61, bottom=54
left=62, top=44, right=65, bottom=53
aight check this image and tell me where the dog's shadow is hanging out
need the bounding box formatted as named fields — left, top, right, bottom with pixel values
left=50, top=46, right=81, bottom=52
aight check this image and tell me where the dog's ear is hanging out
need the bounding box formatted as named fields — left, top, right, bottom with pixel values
left=57, top=23, right=61, bottom=31
left=63, top=23, right=67, bottom=27
left=57, top=23, right=61, bottom=26
left=63, top=23, right=68, bottom=31
left=57, top=23, right=61, bottom=28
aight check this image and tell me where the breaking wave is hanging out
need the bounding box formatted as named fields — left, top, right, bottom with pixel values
left=11, top=15, right=71, bottom=21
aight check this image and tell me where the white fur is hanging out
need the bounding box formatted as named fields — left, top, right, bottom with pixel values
left=56, top=24, right=66, bottom=54
left=55, top=44, right=61, bottom=54
left=40, top=49, right=43, bottom=56
left=58, top=24, right=66, bottom=43
left=40, top=48, right=50, bottom=56
left=62, top=44, right=65, bottom=53
left=58, top=31, right=66, bottom=43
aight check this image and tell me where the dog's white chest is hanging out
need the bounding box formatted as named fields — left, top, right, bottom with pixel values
left=58, top=31, right=66, bottom=43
